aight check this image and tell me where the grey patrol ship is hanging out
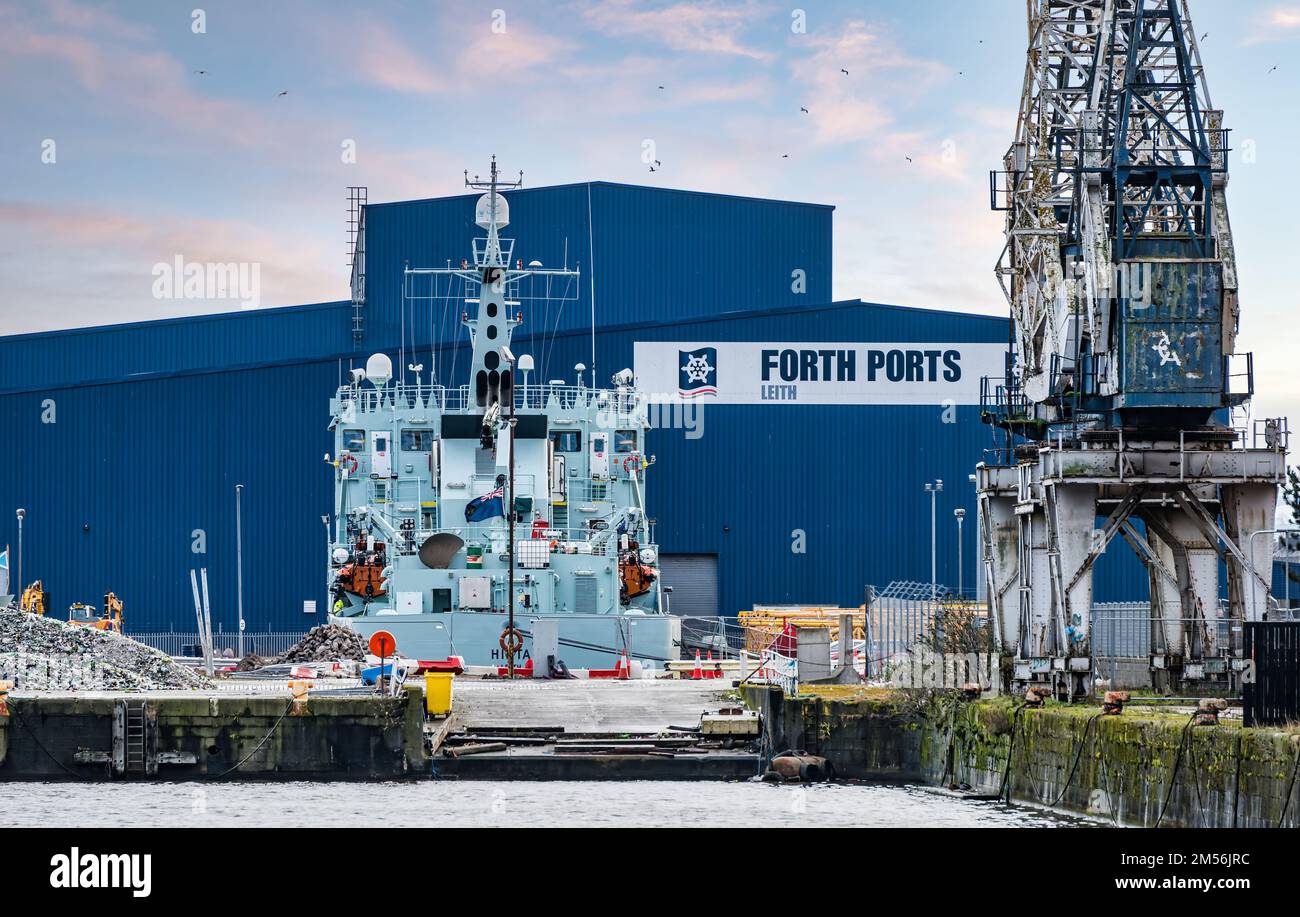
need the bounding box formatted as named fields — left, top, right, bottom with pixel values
left=327, top=159, right=679, bottom=670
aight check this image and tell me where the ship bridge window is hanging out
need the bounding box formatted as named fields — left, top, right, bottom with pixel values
left=402, top=429, right=434, bottom=452
left=614, top=430, right=637, bottom=453
left=342, top=429, right=366, bottom=452
left=551, top=431, right=582, bottom=453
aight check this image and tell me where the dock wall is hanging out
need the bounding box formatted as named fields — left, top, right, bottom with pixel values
left=745, top=687, right=1300, bottom=828
left=0, top=688, right=428, bottom=780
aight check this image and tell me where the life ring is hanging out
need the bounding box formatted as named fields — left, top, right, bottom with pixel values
left=339, top=454, right=359, bottom=475
left=499, top=626, right=524, bottom=659
left=622, top=454, right=641, bottom=474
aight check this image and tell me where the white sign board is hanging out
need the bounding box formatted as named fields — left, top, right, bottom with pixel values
left=633, top=342, right=1007, bottom=405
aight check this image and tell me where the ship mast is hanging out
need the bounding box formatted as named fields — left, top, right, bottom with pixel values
left=463, top=156, right=524, bottom=410
left=402, top=157, right=580, bottom=408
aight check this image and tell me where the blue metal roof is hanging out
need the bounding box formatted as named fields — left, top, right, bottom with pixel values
left=0, top=301, right=353, bottom=395
left=359, top=181, right=834, bottom=351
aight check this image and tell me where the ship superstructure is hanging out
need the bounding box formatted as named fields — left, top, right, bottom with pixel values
left=327, top=159, right=678, bottom=669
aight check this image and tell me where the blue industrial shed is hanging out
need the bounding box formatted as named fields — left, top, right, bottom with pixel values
left=0, top=181, right=1149, bottom=641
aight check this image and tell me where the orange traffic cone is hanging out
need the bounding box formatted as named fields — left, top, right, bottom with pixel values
left=692, top=649, right=703, bottom=681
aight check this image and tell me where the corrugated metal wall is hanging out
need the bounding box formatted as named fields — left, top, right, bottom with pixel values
left=0, top=299, right=1150, bottom=636
left=361, top=182, right=834, bottom=349
left=0, top=360, right=336, bottom=635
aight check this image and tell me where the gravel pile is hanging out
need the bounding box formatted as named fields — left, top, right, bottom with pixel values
left=236, top=653, right=268, bottom=672
left=0, top=607, right=209, bottom=691
left=274, top=624, right=367, bottom=664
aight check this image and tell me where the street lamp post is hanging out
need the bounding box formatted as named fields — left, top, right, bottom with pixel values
left=235, top=484, right=245, bottom=659
left=321, top=514, right=332, bottom=618
left=15, top=508, right=25, bottom=594
left=924, top=480, right=943, bottom=600
left=954, top=508, right=966, bottom=596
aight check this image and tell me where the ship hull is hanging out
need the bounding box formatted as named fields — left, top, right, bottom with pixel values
left=331, top=611, right=682, bottom=670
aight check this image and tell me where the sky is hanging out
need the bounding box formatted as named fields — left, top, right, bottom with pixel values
left=2, top=0, right=1300, bottom=425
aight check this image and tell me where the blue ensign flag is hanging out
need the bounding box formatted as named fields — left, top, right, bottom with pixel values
left=464, top=486, right=505, bottom=523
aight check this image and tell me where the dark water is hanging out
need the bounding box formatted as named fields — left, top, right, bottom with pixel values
left=0, top=781, right=1092, bottom=827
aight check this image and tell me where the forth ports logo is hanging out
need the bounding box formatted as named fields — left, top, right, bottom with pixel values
left=678, top=348, right=717, bottom=398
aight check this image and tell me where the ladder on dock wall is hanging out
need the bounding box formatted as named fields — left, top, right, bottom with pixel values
left=112, top=700, right=158, bottom=777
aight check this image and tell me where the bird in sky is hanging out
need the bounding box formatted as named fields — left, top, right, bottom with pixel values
left=905, top=156, right=913, bottom=163
left=1267, top=65, right=1278, bottom=74
left=781, top=153, right=789, bottom=158
left=193, top=69, right=207, bottom=75
left=840, top=68, right=848, bottom=75
left=654, top=159, right=661, bottom=166
left=800, top=106, right=809, bottom=113
left=276, top=90, right=289, bottom=97
left=657, top=85, right=664, bottom=90
left=649, top=165, right=657, bottom=172
left=1200, top=31, right=1208, bottom=41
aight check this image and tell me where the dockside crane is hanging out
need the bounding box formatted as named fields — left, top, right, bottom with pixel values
left=979, top=0, right=1286, bottom=697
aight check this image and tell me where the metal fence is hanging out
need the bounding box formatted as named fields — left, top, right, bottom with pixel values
left=866, top=597, right=992, bottom=673
left=678, top=616, right=746, bottom=657
left=1091, top=604, right=1300, bottom=689
left=1243, top=621, right=1300, bottom=726
left=129, top=631, right=305, bottom=658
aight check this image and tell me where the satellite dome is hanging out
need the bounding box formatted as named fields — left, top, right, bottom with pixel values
left=364, top=353, right=393, bottom=386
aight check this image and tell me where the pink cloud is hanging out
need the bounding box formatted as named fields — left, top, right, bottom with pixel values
left=0, top=201, right=343, bottom=333
left=350, top=21, right=445, bottom=94
left=45, top=0, right=152, bottom=42
left=575, top=0, right=773, bottom=60
left=320, top=13, right=572, bottom=96
left=0, top=6, right=286, bottom=151
left=1242, top=6, right=1300, bottom=43
left=789, top=20, right=949, bottom=147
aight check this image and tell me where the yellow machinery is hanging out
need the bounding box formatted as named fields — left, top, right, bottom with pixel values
left=67, top=592, right=124, bottom=633
left=19, top=581, right=47, bottom=616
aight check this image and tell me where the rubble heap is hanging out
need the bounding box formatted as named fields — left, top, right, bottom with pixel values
left=0, top=608, right=208, bottom=691
left=275, top=624, right=367, bottom=664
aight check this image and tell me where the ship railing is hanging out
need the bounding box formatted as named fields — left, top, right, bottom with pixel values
left=468, top=473, right=538, bottom=497
left=391, top=524, right=658, bottom=560
left=555, top=479, right=616, bottom=504
left=336, top=381, right=645, bottom=419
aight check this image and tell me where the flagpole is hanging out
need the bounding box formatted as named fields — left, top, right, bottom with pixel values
left=506, top=360, right=518, bottom=679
